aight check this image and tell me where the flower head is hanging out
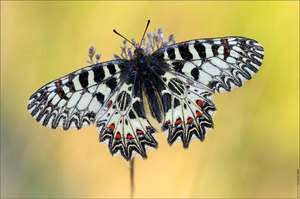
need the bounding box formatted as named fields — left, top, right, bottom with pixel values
left=87, top=28, right=176, bottom=63
left=116, top=28, right=176, bottom=60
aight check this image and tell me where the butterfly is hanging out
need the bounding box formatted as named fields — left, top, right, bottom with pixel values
left=27, top=20, right=264, bottom=160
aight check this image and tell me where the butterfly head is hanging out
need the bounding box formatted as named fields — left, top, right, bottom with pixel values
left=133, top=47, right=145, bottom=57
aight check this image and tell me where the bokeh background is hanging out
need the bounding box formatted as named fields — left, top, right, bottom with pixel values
left=1, top=1, right=299, bottom=198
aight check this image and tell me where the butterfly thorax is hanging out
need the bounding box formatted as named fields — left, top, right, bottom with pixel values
left=133, top=48, right=149, bottom=73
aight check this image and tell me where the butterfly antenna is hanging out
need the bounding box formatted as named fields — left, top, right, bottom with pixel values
left=113, top=29, right=135, bottom=47
left=140, top=20, right=150, bottom=46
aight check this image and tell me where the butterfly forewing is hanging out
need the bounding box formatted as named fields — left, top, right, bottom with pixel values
left=151, top=37, right=264, bottom=93
left=28, top=60, right=129, bottom=129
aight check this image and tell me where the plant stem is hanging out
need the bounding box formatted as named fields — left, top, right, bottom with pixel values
left=130, top=157, right=135, bottom=198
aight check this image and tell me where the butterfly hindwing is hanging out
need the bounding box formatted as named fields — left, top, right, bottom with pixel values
left=96, top=71, right=157, bottom=160
left=28, top=60, right=129, bottom=130
left=146, top=66, right=216, bottom=147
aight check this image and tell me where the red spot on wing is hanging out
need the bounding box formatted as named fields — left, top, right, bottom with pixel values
left=164, top=120, right=171, bottom=129
left=106, top=100, right=112, bottom=107
left=136, top=129, right=143, bottom=135
left=175, top=118, right=182, bottom=125
left=196, top=100, right=203, bottom=107
left=226, top=49, right=231, bottom=55
left=115, top=132, right=121, bottom=139
left=224, top=46, right=231, bottom=58
left=196, top=111, right=202, bottom=117
left=57, top=91, right=62, bottom=97
left=55, top=89, right=68, bottom=100
left=55, top=81, right=62, bottom=87
left=108, top=123, right=115, bottom=131
left=146, top=125, right=151, bottom=129
left=146, top=125, right=154, bottom=133
left=186, top=79, right=194, bottom=85
left=126, top=133, right=133, bottom=139
left=187, top=117, right=193, bottom=124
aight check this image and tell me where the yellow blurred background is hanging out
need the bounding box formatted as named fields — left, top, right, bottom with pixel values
left=1, top=1, right=299, bottom=198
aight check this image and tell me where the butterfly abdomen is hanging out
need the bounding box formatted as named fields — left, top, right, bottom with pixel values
left=131, top=52, right=166, bottom=124
left=142, top=76, right=163, bottom=123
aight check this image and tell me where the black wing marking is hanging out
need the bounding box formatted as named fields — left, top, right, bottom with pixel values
left=27, top=60, right=130, bottom=130
left=151, top=37, right=264, bottom=93
left=96, top=71, right=157, bottom=160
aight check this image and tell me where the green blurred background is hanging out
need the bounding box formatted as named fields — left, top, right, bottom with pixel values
left=1, top=1, right=299, bottom=198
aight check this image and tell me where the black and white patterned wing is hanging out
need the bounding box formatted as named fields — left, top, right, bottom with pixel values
left=152, top=37, right=264, bottom=93
left=150, top=37, right=264, bottom=146
left=27, top=60, right=130, bottom=130
left=28, top=59, right=157, bottom=160
left=96, top=71, right=157, bottom=160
